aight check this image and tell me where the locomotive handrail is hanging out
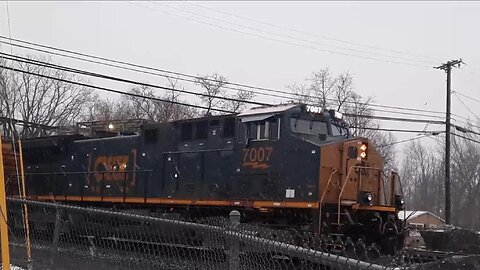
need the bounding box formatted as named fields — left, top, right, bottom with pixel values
left=8, top=169, right=153, bottom=176
left=318, top=169, right=337, bottom=234
left=337, top=166, right=382, bottom=224
left=319, top=170, right=338, bottom=206
left=163, top=148, right=234, bottom=154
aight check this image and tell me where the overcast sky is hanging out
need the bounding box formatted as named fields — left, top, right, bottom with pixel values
left=1, top=1, right=479, bottom=159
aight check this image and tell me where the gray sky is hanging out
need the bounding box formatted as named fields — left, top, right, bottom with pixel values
left=1, top=1, right=480, bottom=159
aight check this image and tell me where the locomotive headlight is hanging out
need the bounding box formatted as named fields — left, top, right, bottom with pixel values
left=360, top=152, right=367, bottom=159
left=358, top=191, right=374, bottom=205
left=395, top=195, right=405, bottom=210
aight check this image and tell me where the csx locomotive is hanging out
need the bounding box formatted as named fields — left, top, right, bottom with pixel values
left=16, top=103, right=405, bottom=252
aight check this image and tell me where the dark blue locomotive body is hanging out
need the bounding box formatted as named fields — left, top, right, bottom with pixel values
left=19, top=104, right=405, bottom=252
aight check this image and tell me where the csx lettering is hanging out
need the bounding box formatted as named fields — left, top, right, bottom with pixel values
left=93, top=155, right=129, bottom=182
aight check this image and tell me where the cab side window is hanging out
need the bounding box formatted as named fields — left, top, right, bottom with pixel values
left=244, top=117, right=280, bottom=141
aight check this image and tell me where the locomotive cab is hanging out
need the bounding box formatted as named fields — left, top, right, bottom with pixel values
left=237, top=103, right=405, bottom=253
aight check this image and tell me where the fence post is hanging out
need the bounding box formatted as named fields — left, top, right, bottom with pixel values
left=18, top=140, right=32, bottom=269
left=228, top=210, right=241, bottom=270
left=50, top=206, right=64, bottom=265
left=0, top=137, right=10, bottom=270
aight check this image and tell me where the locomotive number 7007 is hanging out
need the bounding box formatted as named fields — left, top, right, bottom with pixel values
left=243, top=147, right=273, bottom=163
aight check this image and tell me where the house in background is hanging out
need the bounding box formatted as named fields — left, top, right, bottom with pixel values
left=398, top=211, right=446, bottom=247
left=398, top=211, right=445, bottom=229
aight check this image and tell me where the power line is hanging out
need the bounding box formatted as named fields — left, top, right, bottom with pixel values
left=5, top=52, right=452, bottom=130
left=1, top=56, right=452, bottom=135
left=9, top=52, right=448, bottom=127
left=2, top=63, right=450, bottom=138
left=154, top=1, right=436, bottom=65
left=452, top=132, right=480, bottom=145
left=452, top=92, right=479, bottom=119
left=378, top=134, right=430, bottom=147
left=1, top=58, right=459, bottom=140
left=0, top=53, right=271, bottom=107
left=453, top=90, right=480, bottom=104
left=0, top=64, right=235, bottom=114
left=0, top=38, right=305, bottom=102
left=0, top=36, right=449, bottom=118
left=453, top=124, right=480, bottom=137
left=3, top=52, right=451, bottom=128
left=128, top=1, right=430, bottom=68
left=350, top=127, right=443, bottom=134
left=184, top=1, right=440, bottom=63
left=344, top=113, right=445, bottom=125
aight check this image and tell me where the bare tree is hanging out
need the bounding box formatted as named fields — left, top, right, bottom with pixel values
left=401, top=141, right=444, bottom=213
left=224, top=89, right=255, bottom=113
left=87, top=78, right=197, bottom=123
left=0, top=56, right=93, bottom=138
left=399, top=130, right=480, bottom=230
left=84, top=96, right=131, bottom=122
left=288, top=82, right=312, bottom=104
left=450, top=134, right=480, bottom=229
left=290, top=68, right=397, bottom=170
left=195, top=73, right=255, bottom=114
left=195, top=74, right=228, bottom=115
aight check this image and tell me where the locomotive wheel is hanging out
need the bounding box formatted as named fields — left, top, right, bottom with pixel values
left=366, top=243, right=381, bottom=260
left=354, top=238, right=367, bottom=260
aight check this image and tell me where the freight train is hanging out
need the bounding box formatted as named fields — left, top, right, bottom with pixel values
left=11, top=103, right=406, bottom=253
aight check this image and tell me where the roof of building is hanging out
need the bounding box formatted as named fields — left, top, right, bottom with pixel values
left=398, top=210, right=445, bottom=222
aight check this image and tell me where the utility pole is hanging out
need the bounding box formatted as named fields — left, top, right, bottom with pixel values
left=434, top=59, right=463, bottom=224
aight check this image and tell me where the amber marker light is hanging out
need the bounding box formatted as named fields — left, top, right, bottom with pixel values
left=360, top=144, right=367, bottom=151
left=359, top=143, right=368, bottom=159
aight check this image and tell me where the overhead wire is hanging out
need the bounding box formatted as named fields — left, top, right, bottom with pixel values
left=452, top=132, right=480, bottom=145
left=351, top=127, right=443, bottom=134
left=378, top=134, right=431, bottom=147
left=2, top=53, right=452, bottom=129
left=0, top=36, right=450, bottom=119
left=0, top=53, right=271, bottom=107
left=343, top=113, right=444, bottom=125
left=184, top=1, right=441, bottom=63
left=153, top=1, right=436, bottom=65
left=7, top=38, right=478, bottom=139
left=128, top=1, right=431, bottom=68
left=453, top=90, right=480, bottom=104
left=0, top=64, right=235, bottom=114
left=452, top=92, right=479, bottom=120
left=0, top=58, right=457, bottom=148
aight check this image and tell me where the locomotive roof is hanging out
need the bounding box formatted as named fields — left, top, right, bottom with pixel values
left=151, top=103, right=302, bottom=125
left=237, top=103, right=301, bottom=117
left=170, top=113, right=237, bottom=124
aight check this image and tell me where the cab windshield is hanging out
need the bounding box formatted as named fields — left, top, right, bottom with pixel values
left=331, top=122, right=349, bottom=136
left=290, top=118, right=328, bottom=136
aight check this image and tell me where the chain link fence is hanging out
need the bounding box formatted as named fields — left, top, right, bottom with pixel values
left=3, top=198, right=477, bottom=270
